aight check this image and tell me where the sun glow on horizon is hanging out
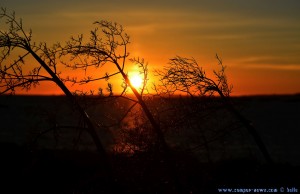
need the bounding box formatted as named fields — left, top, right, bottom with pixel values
left=129, top=72, right=143, bottom=89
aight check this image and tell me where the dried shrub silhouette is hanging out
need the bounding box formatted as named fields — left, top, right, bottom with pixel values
left=0, top=8, right=183, bottom=193
left=0, top=8, right=118, bottom=191
left=155, top=55, right=231, bottom=97
left=155, top=55, right=273, bottom=164
left=0, top=7, right=274, bottom=193
left=57, top=19, right=186, bottom=193
left=0, top=8, right=106, bottom=155
left=59, top=20, right=168, bottom=149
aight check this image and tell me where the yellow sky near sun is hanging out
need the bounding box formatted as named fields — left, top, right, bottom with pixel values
left=1, top=0, right=300, bottom=96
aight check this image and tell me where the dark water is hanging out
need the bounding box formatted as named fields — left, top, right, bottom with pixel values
left=0, top=94, right=299, bottom=165
left=234, top=95, right=300, bottom=165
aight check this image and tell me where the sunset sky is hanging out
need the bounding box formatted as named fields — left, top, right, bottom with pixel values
left=1, top=0, right=300, bottom=96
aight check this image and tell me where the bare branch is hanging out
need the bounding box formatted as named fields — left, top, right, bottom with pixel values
left=155, top=55, right=232, bottom=97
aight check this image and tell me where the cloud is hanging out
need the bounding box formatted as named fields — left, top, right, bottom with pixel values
left=245, top=64, right=300, bottom=71
left=235, top=56, right=300, bottom=71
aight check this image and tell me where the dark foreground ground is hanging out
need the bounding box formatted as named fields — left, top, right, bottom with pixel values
left=1, top=142, right=299, bottom=194
left=0, top=94, right=299, bottom=193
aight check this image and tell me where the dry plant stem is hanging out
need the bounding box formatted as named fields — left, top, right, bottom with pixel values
left=26, top=46, right=107, bottom=156
left=157, top=55, right=273, bottom=164
left=0, top=9, right=107, bottom=157
left=28, top=46, right=120, bottom=189
left=1, top=9, right=111, bottom=161
left=115, top=63, right=183, bottom=194
left=216, top=89, right=274, bottom=164
left=54, top=18, right=183, bottom=191
left=214, top=56, right=273, bottom=164
left=116, top=64, right=165, bottom=148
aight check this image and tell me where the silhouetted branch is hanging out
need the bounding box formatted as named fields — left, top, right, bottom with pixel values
left=155, top=55, right=229, bottom=97
left=59, top=19, right=183, bottom=193
left=0, top=8, right=110, bottom=163
left=156, top=54, right=273, bottom=164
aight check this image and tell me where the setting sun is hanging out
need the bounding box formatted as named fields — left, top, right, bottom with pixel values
left=129, top=73, right=143, bottom=89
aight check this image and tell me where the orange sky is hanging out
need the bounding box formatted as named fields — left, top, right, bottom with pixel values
left=1, top=0, right=300, bottom=96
